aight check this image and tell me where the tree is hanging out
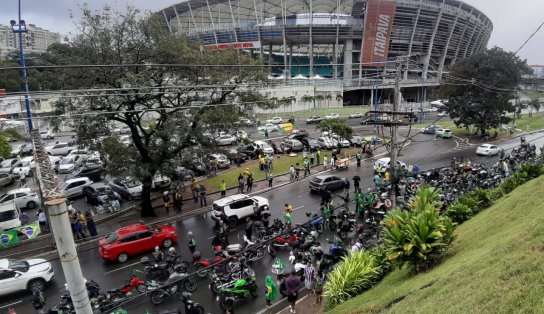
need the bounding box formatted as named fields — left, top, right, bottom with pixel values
left=317, top=118, right=353, bottom=145
left=529, top=96, right=541, bottom=112
left=440, top=47, right=529, bottom=135
left=0, top=135, right=11, bottom=158
left=40, top=7, right=268, bottom=217
left=301, top=95, right=314, bottom=109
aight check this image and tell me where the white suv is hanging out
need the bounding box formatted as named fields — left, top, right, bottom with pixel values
left=0, top=258, right=54, bottom=296
left=0, top=188, right=41, bottom=209
left=212, top=194, right=269, bottom=227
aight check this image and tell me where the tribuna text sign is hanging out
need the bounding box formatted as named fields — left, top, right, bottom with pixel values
left=361, top=0, right=397, bottom=67
left=202, top=41, right=261, bottom=51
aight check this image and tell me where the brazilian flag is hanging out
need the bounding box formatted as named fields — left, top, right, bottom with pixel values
left=0, top=230, right=19, bottom=248
left=18, top=222, right=41, bottom=239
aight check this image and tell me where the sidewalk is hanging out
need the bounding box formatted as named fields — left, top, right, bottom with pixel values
left=274, top=294, right=325, bottom=314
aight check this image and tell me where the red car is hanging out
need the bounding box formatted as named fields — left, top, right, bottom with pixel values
left=99, top=223, right=178, bottom=263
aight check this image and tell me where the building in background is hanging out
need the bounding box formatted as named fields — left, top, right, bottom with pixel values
left=157, top=0, right=493, bottom=109
left=0, top=23, right=61, bottom=57
left=529, top=65, right=544, bottom=78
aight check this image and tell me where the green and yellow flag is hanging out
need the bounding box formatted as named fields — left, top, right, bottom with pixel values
left=0, top=229, right=19, bottom=248
left=18, top=222, right=41, bottom=239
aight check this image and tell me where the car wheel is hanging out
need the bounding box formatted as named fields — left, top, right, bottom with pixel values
left=127, top=194, right=134, bottom=201
left=26, top=201, right=36, bottom=209
left=227, top=216, right=237, bottom=228
left=117, top=253, right=128, bottom=263
left=28, top=278, right=46, bottom=292
left=85, top=196, right=91, bottom=204
left=162, top=238, right=173, bottom=248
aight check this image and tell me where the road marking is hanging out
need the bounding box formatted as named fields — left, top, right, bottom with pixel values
left=0, top=301, right=22, bottom=309
left=103, top=261, right=140, bottom=275
left=293, top=205, right=305, bottom=211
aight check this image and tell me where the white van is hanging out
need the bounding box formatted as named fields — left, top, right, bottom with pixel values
left=0, top=202, right=21, bottom=231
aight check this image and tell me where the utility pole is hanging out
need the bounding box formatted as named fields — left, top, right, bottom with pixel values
left=31, top=129, right=92, bottom=314
left=389, top=58, right=403, bottom=209
left=10, top=0, right=33, bottom=131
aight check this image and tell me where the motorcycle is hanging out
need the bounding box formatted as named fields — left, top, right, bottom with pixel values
left=192, top=250, right=227, bottom=278
left=335, top=211, right=357, bottom=239
left=216, top=277, right=258, bottom=311
left=319, top=237, right=347, bottom=273
left=141, top=256, right=190, bottom=281
left=59, top=280, right=101, bottom=306
left=106, top=274, right=147, bottom=303
left=305, top=211, right=325, bottom=234
left=267, top=229, right=302, bottom=257
left=181, top=292, right=205, bottom=314
left=148, top=271, right=198, bottom=305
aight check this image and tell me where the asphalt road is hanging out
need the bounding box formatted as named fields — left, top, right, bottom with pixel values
left=3, top=124, right=544, bottom=314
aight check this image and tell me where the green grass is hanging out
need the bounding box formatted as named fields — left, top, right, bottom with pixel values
left=202, top=147, right=360, bottom=192
left=328, top=175, right=544, bottom=314
left=415, top=114, right=544, bottom=142
left=255, top=107, right=369, bottom=120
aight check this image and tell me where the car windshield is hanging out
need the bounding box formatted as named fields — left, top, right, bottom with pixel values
left=0, top=210, right=18, bottom=222
left=60, top=158, right=73, bottom=165
left=105, top=233, right=118, bottom=244
left=125, top=181, right=140, bottom=188
left=7, top=259, right=29, bottom=272
left=96, top=186, right=111, bottom=195
left=0, top=160, right=12, bottom=167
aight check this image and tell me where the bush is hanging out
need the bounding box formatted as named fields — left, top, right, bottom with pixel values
left=367, top=246, right=393, bottom=279
left=465, top=189, right=491, bottom=212
left=519, top=163, right=543, bottom=179
left=487, top=188, right=504, bottom=202
left=323, top=250, right=380, bottom=309
left=446, top=203, right=473, bottom=224
left=384, top=205, right=456, bottom=274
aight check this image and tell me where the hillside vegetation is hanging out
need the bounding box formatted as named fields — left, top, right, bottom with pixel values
left=329, top=176, right=544, bottom=314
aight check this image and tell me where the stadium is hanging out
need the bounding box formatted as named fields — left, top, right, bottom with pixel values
left=158, top=0, right=493, bottom=107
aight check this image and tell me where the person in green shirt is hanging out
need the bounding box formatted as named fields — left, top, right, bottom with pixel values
left=219, top=180, right=227, bottom=198
left=264, top=275, right=277, bottom=310
left=355, top=191, right=364, bottom=218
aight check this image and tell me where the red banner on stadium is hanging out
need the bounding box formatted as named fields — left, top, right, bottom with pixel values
left=361, top=0, right=397, bottom=67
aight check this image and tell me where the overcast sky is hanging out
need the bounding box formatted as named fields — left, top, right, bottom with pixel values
left=0, top=0, right=542, bottom=64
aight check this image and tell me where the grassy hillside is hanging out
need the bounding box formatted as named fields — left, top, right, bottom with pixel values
left=329, top=176, right=544, bottom=314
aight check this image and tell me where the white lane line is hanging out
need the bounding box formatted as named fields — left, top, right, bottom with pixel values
left=0, top=301, right=22, bottom=309
left=293, top=205, right=305, bottom=211
left=103, top=261, right=140, bottom=275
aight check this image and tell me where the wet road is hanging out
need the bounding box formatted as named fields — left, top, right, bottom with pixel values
left=3, top=129, right=544, bottom=314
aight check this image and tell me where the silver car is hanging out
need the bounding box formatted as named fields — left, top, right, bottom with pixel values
left=0, top=173, right=14, bottom=187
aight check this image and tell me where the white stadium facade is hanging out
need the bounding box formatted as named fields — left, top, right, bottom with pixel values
left=158, top=0, right=493, bottom=108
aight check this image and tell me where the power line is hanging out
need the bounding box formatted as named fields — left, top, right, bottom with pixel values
left=514, top=21, right=544, bottom=56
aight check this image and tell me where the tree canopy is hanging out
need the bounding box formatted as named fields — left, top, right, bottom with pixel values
left=440, top=47, right=529, bottom=134
left=38, top=7, right=270, bottom=217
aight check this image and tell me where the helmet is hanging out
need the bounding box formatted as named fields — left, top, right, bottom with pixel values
left=214, top=245, right=223, bottom=252
left=188, top=231, right=193, bottom=236
left=168, top=247, right=176, bottom=253
left=154, top=246, right=159, bottom=251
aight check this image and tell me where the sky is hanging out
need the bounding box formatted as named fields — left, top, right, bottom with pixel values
left=0, top=0, right=542, bottom=64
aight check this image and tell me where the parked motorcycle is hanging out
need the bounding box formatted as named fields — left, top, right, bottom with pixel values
left=335, top=210, right=357, bottom=239
left=106, top=274, right=147, bottom=302
left=216, top=277, right=258, bottom=311
left=305, top=211, right=325, bottom=233
left=148, top=271, right=198, bottom=305
left=180, top=292, right=205, bottom=314
left=267, top=229, right=302, bottom=257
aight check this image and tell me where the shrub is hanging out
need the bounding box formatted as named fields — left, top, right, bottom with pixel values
left=500, top=175, right=519, bottom=194
left=458, top=195, right=479, bottom=211
left=487, top=188, right=503, bottom=202
left=367, top=246, right=393, bottom=279
left=519, top=163, right=543, bottom=179
left=406, top=186, right=442, bottom=212
left=446, top=203, right=473, bottom=224
left=323, top=250, right=380, bottom=309
left=384, top=205, right=455, bottom=274
left=465, top=189, right=491, bottom=212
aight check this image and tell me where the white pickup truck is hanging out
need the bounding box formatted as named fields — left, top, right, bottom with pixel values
left=45, top=142, right=77, bottom=156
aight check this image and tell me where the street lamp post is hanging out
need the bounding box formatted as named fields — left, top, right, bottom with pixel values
left=10, top=0, right=33, bottom=132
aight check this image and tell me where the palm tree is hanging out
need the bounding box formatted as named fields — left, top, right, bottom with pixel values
left=335, top=93, right=343, bottom=106
left=324, top=94, right=332, bottom=108
left=301, top=95, right=314, bottom=109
